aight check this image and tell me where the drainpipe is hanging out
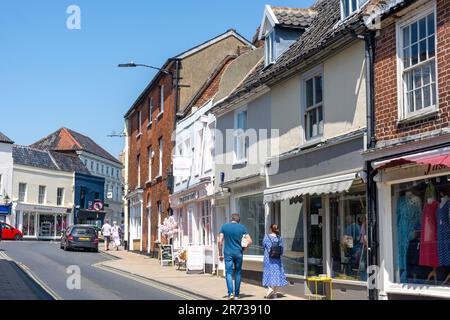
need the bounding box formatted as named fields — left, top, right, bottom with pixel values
left=364, top=30, right=379, bottom=301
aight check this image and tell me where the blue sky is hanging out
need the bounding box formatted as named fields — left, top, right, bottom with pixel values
left=0, top=0, right=314, bottom=158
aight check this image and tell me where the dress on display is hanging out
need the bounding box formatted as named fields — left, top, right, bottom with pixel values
left=438, top=199, right=450, bottom=266
left=397, top=194, right=422, bottom=283
left=419, top=200, right=440, bottom=267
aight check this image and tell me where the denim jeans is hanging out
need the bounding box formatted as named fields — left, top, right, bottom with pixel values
left=225, top=254, right=243, bottom=296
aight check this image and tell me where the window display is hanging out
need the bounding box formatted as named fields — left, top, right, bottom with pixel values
left=237, top=194, right=265, bottom=256
left=272, top=199, right=305, bottom=276
left=393, top=176, right=450, bottom=286
left=330, top=186, right=367, bottom=281
left=22, top=212, right=36, bottom=236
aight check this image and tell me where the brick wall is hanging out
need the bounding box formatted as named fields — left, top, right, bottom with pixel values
left=127, top=72, right=175, bottom=253
left=374, top=0, right=450, bottom=143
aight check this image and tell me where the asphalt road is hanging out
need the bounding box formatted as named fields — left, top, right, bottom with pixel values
left=1, top=241, right=189, bottom=300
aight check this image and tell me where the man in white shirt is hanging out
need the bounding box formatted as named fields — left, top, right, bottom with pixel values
left=101, top=219, right=112, bottom=251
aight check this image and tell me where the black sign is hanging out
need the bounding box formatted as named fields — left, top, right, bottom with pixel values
left=161, top=245, right=173, bottom=266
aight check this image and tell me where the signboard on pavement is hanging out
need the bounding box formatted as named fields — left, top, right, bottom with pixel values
left=186, top=244, right=205, bottom=274
left=161, top=245, right=173, bottom=267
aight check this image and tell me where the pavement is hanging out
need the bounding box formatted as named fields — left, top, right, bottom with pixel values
left=1, top=241, right=195, bottom=300
left=0, top=249, right=53, bottom=300
left=96, top=247, right=302, bottom=300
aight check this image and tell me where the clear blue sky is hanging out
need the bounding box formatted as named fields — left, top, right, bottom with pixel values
left=0, top=0, right=314, bottom=158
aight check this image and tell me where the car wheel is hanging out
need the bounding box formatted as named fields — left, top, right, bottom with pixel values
left=14, top=234, right=22, bottom=241
left=64, top=243, right=69, bottom=251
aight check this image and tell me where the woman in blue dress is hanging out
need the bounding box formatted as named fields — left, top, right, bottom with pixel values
left=262, top=224, right=288, bottom=299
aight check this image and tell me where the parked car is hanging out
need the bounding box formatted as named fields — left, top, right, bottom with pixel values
left=60, top=225, right=99, bottom=252
left=1, top=223, right=23, bottom=240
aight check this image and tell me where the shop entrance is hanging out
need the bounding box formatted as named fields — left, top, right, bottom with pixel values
left=307, top=196, right=324, bottom=277
left=38, top=214, right=55, bottom=237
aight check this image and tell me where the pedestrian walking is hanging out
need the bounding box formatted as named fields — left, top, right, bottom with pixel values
left=111, top=221, right=121, bottom=251
left=101, top=219, right=112, bottom=251
left=263, top=224, right=288, bottom=299
left=218, top=213, right=252, bottom=300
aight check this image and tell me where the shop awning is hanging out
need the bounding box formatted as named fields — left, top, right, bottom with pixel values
left=264, top=172, right=358, bottom=204
left=374, top=147, right=450, bottom=171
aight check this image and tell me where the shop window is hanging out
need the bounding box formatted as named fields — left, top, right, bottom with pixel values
left=307, top=196, right=324, bottom=277
left=330, top=186, right=367, bottom=281
left=22, top=212, right=36, bottom=236
left=237, top=194, right=265, bottom=256
left=272, top=199, right=305, bottom=276
left=398, top=9, right=437, bottom=118
left=392, top=176, right=450, bottom=286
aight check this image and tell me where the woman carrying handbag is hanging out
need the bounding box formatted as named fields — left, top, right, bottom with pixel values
left=262, top=224, right=288, bottom=299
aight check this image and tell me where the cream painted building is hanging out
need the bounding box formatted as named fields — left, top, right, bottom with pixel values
left=11, top=145, right=88, bottom=240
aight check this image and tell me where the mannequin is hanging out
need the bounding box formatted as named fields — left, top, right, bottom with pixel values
left=397, top=190, right=422, bottom=283
left=438, top=191, right=450, bottom=285
left=419, top=183, right=439, bottom=283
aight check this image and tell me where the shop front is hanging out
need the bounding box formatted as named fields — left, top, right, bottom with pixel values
left=126, top=189, right=143, bottom=252
left=373, top=146, right=450, bottom=300
left=262, top=134, right=368, bottom=299
left=171, top=181, right=215, bottom=273
left=14, top=204, right=72, bottom=240
left=0, top=204, right=12, bottom=224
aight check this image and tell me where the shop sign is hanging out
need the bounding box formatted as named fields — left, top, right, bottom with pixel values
left=160, top=245, right=173, bottom=267
left=15, top=204, right=67, bottom=214
left=424, top=164, right=449, bottom=176
left=186, top=244, right=205, bottom=273
left=173, top=156, right=192, bottom=178
left=179, top=191, right=199, bottom=205
left=0, top=204, right=12, bottom=215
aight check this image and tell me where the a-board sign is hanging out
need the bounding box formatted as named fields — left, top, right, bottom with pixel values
left=161, top=245, right=173, bottom=266
left=186, top=244, right=205, bottom=273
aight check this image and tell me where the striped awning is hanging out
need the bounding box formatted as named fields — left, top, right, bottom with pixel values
left=264, top=172, right=357, bottom=204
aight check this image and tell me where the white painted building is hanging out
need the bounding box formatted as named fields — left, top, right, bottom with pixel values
left=0, top=132, right=14, bottom=224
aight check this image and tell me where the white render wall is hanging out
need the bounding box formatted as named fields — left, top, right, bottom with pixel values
left=0, top=143, right=13, bottom=204
left=12, top=165, right=74, bottom=208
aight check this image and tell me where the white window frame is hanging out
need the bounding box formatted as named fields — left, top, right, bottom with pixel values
left=148, top=97, right=154, bottom=126
left=137, top=110, right=142, bottom=136
left=38, top=185, right=46, bottom=205
left=264, top=30, right=275, bottom=66
left=18, top=183, right=27, bottom=202
left=396, top=3, right=438, bottom=121
left=148, top=146, right=153, bottom=182
left=182, top=137, right=191, bottom=183
left=137, top=155, right=141, bottom=187
left=203, top=121, right=215, bottom=174
left=233, top=106, right=248, bottom=164
left=57, top=188, right=64, bottom=206
left=157, top=201, right=162, bottom=242
left=302, top=65, right=324, bottom=142
left=340, top=0, right=368, bottom=20
left=194, top=125, right=204, bottom=177
left=160, top=85, right=165, bottom=114
left=158, top=138, right=163, bottom=177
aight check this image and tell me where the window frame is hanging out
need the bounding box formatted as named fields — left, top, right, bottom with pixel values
left=302, top=66, right=324, bottom=142
left=396, top=3, right=438, bottom=121
left=18, top=183, right=27, bottom=202
left=57, top=187, right=64, bottom=206
left=158, top=138, right=163, bottom=178
left=38, top=185, right=46, bottom=205
left=264, top=29, right=276, bottom=66
left=148, top=97, right=154, bottom=127
left=340, top=0, right=368, bottom=20
left=160, top=85, right=165, bottom=114
left=233, top=106, right=248, bottom=165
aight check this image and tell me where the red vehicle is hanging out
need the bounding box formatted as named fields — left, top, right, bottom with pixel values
left=1, top=223, right=23, bottom=240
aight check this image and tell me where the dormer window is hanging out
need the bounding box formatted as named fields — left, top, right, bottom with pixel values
left=341, top=0, right=368, bottom=20
left=265, top=31, right=275, bottom=66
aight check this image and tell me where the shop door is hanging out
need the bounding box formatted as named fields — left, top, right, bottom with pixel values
left=38, top=214, right=55, bottom=237
left=307, top=196, right=324, bottom=277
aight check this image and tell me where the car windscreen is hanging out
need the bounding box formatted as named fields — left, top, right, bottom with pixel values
left=73, top=228, right=96, bottom=236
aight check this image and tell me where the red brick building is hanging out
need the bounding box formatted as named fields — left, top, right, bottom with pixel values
left=123, top=30, right=253, bottom=254
left=364, top=0, right=450, bottom=299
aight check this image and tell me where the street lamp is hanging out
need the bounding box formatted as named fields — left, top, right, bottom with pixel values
left=118, top=61, right=173, bottom=78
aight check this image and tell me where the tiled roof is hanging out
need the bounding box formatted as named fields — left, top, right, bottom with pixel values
left=272, top=7, right=317, bottom=28
left=50, top=151, right=91, bottom=175
left=216, top=0, right=365, bottom=108
left=31, top=128, right=121, bottom=165
left=0, top=132, right=13, bottom=144
left=13, top=145, right=59, bottom=171
left=13, top=145, right=92, bottom=174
